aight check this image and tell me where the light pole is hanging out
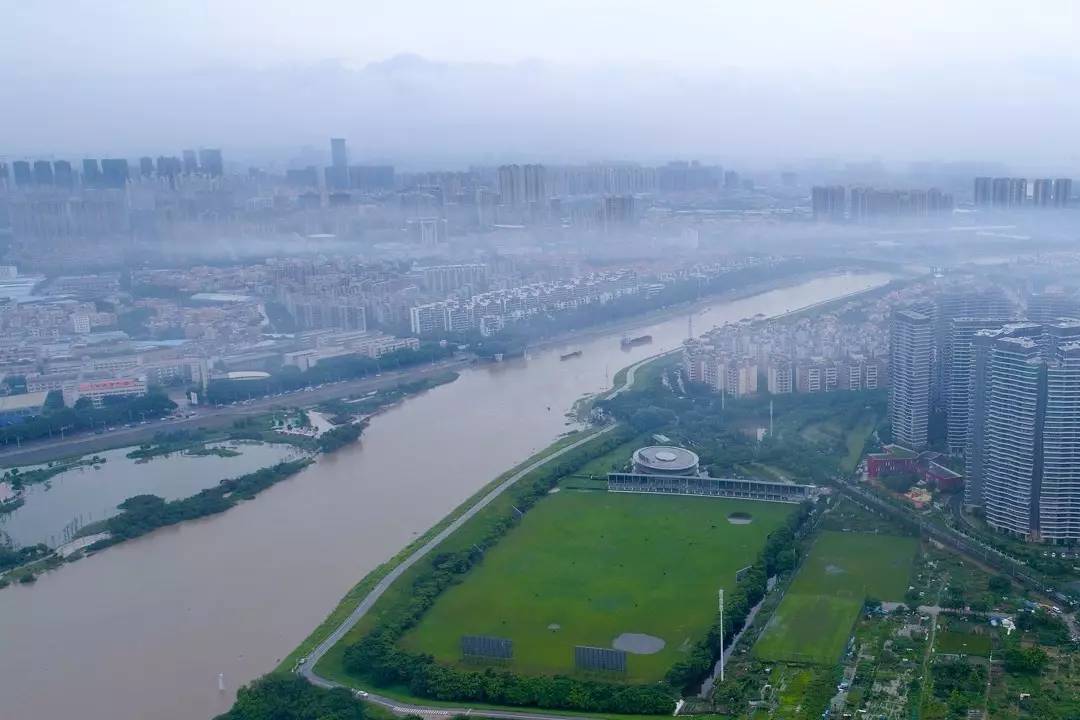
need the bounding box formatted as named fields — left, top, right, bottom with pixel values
left=718, top=588, right=725, bottom=683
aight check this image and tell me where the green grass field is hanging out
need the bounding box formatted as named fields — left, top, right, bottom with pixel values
left=934, top=630, right=992, bottom=657
left=399, top=492, right=795, bottom=682
left=754, top=531, right=917, bottom=665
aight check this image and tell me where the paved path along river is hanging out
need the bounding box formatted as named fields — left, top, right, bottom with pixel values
left=0, top=272, right=892, bottom=720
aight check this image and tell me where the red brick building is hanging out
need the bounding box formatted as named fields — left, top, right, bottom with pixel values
left=866, top=444, right=963, bottom=493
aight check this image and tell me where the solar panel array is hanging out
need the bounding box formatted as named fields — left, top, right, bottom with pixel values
left=461, top=635, right=513, bottom=660
left=574, top=645, right=627, bottom=672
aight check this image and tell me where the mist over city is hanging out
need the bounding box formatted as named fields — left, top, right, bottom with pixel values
left=2, top=3, right=1080, bottom=720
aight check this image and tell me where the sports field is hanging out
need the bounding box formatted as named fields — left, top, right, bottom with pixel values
left=754, top=531, right=917, bottom=664
left=399, top=491, right=794, bottom=681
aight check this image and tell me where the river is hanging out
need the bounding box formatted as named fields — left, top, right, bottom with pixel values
left=0, top=272, right=893, bottom=720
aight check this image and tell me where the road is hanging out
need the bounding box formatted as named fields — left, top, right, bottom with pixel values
left=298, top=350, right=654, bottom=719
left=0, top=358, right=470, bottom=467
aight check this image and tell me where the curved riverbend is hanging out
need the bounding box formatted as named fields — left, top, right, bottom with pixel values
left=0, top=272, right=893, bottom=720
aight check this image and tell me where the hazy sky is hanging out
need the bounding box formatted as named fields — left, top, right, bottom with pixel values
left=7, top=1, right=1080, bottom=170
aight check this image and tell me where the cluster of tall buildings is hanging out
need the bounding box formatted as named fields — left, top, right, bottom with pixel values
left=811, top=185, right=955, bottom=222
left=0, top=147, right=237, bottom=251
left=0, top=149, right=224, bottom=191
left=965, top=321, right=1080, bottom=543
left=888, top=286, right=1080, bottom=543
left=889, top=286, right=1016, bottom=449
left=973, top=177, right=1073, bottom=209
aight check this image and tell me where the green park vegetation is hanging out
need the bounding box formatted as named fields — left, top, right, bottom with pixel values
left=399, top=492, right=794, bottom=681
left=754, top=531, right=917, bottom=665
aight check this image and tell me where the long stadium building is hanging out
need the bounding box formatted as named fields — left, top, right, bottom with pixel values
left=607, top=472, right=817, bottom=503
